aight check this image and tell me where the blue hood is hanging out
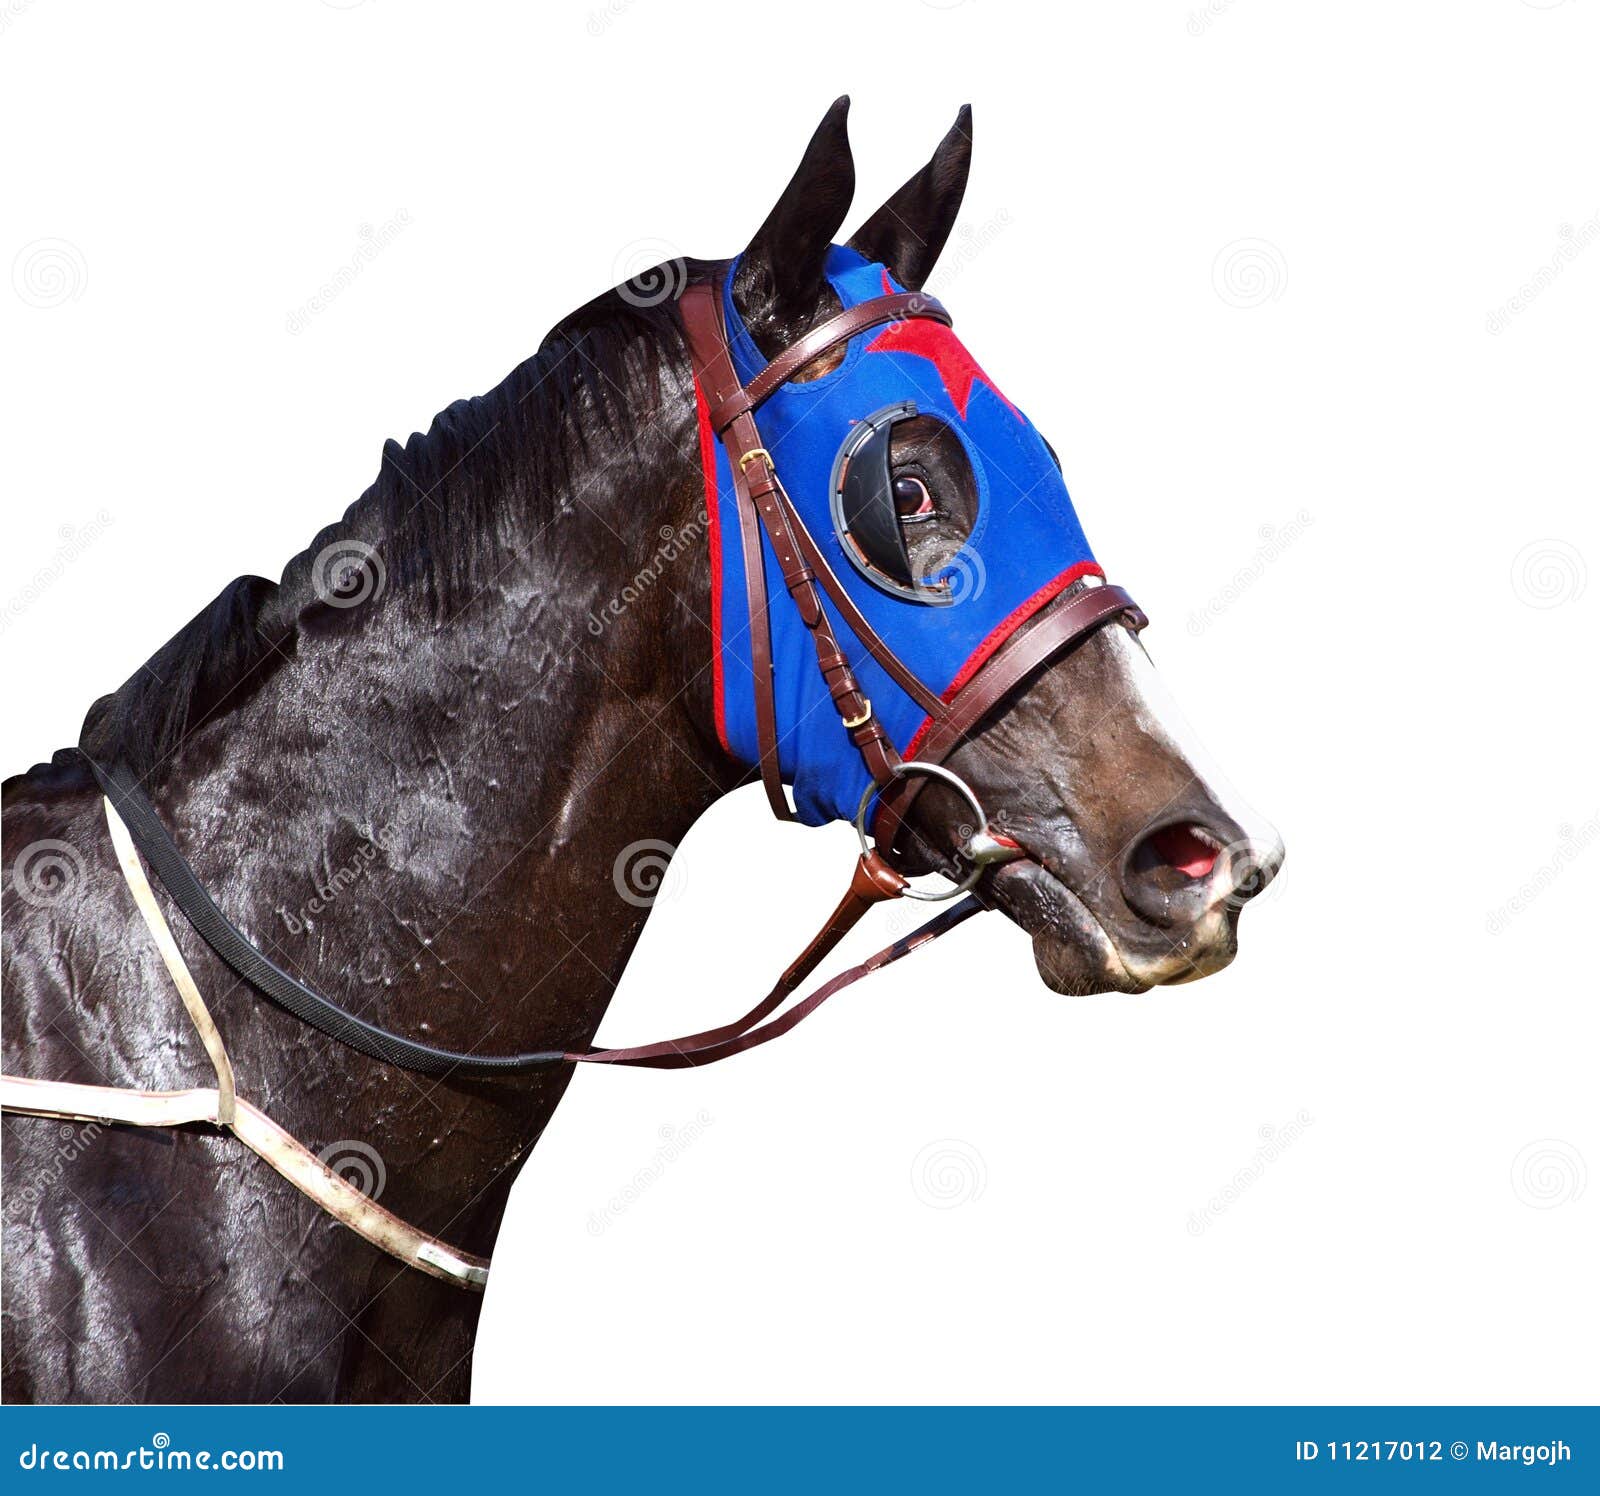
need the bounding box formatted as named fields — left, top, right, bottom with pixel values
left=701, top=244, right=1101, bottom=825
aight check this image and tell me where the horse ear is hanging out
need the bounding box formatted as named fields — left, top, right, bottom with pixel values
left=732, top=96, right=855, bottom=345
left=847, top=105, right=972, bottom=291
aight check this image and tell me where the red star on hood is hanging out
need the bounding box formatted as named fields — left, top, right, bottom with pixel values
left=864, top=270, right=1021, bottom=421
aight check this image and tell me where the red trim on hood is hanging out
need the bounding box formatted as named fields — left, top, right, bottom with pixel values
left=693, top=377, right=731, bottom=757
left=902, top=559, right=1105, bottom=759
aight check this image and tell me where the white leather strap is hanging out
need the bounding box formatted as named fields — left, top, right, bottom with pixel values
left=0, top=1074, right=221, bottom=1128
left=102, top=795, right=237, bottom=1123
left=0, top=796, right=492, bottom=1292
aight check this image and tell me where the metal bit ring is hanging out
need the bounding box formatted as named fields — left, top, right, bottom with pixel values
left=854, top=762, right=1020, bottom=902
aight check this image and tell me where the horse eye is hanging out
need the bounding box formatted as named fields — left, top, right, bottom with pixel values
left=893, top=474, right=936, bottom=522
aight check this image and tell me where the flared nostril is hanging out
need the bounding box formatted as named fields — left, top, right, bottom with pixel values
left=1121, top=822, right=1224, bottom=926
left=1144, top=824, right=1219, bottom=881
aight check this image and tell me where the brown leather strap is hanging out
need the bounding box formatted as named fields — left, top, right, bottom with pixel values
left=569, top=851, right=919, bottom=1067
left=734, top=468, right=788, bottom=817
left=785, top=501, right=945, bottom=719
left=589, top=897, right=980, bottom=1069
left=750, top=459, right=903, bottom=788
left=681, top=275, right=904, bottom=798
left=708, top=292, right=952, bottom=433
left=872, top=584, right=1147, bottom=853
left=682, top=280, right=792, bottom=818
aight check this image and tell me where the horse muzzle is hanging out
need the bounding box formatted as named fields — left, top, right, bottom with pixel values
left=979, top=828, right=1285, bottom=996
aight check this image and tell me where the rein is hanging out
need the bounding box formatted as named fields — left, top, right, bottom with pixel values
left=2, top=271, right=1146, bottom=1287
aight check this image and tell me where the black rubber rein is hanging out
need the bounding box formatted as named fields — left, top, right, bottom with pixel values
left=84, top=753, right=566, bottom=1077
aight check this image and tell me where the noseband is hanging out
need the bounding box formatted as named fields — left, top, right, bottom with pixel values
left=3, top=269, right=1147, bottom=1289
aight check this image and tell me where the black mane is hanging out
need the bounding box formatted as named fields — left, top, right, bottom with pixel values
left=71, top=279, right=694, bottom=784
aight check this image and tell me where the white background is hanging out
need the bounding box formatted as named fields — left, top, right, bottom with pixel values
left=2, top=3, right=1594, bottom=1405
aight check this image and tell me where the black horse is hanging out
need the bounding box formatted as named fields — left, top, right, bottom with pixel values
left=2, top=100, right=1280, bottom=1403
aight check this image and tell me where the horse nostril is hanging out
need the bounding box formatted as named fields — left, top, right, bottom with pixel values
left=1121, top=823, right=1222, bottom=926
left=1144, top=825, right=1219, bottom=880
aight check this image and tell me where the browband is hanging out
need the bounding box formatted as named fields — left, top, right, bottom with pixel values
left=706, top=291, right=951, bottom=433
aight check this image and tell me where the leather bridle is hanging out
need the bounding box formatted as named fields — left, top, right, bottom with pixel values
left=677, top=274, right=1146, bottom=865
left=1, top=269, right=1148, bottom=1288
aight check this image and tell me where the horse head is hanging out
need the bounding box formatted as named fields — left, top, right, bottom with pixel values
left=702, top=97, right=1283, bottom=995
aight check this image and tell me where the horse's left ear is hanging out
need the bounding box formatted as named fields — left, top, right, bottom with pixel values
left=732, top=96, right=856, bottom=347
left=847, top=105, right=973, bottom=290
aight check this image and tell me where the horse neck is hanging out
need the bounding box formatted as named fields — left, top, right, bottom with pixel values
left=133, top=365, right=730, bottom=1246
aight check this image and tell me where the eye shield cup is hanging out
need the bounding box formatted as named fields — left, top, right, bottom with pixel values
left=828, top=402, right=953, bottom=606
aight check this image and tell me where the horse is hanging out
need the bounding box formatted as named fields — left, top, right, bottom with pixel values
left=1, top=99, right=1282, bottom=1403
